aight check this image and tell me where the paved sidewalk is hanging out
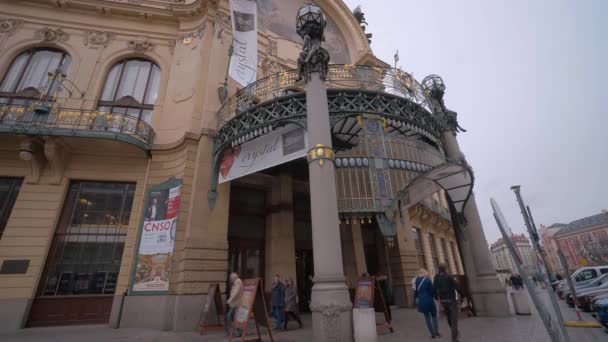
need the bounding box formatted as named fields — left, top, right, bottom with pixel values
left=1, top=287, right=605, bottom=342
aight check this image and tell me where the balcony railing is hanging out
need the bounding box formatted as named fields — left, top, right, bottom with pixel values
left=421, top=197, right=452, bottom=221
left=217, top=64, right=433, bottom=128
left=0, top=105, right=155, bottom=151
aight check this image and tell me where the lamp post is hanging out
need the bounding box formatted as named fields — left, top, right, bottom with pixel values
left=296, top=4, right=353, bottom=341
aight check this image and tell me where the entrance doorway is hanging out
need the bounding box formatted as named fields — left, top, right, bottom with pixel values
left=227, top=186, right=266, bottom=285
left=29, top=181, right=135, bottom=327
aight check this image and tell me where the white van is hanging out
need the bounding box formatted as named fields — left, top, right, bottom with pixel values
left=557, top=266, right=608, bottom=298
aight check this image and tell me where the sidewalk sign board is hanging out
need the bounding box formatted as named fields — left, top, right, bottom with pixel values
left=229, top=278, right=273, bottom=342
left=199, top=283, right=224, bottom=333
left=354, top=276, right=393, bottom=333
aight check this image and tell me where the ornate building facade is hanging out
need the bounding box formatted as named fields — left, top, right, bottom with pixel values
left=490, top=234, right=541, bottom=284
left=0, top=0, right=506, bottom=334
left=542, top=210, right=608, bottom=274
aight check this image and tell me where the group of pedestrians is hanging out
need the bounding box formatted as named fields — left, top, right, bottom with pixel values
left=508, top=273, right=525, bottom=290
left=270, top=274, right=303, bottom=331
left=414, top=264, right=462, bottom=342
left=225, top=272, right=302, bottom=338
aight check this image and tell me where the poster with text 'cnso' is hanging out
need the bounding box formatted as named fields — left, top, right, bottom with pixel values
left=130, top=178, right=182, bottom=294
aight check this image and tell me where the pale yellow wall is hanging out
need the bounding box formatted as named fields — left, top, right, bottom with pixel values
left=0, top=137, right=148, bottom=300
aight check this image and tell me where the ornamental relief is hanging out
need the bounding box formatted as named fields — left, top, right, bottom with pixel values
left=38, top=27, right=69, bottom=42
left=0, top=18, right=24, bottom=36
left=84, top=31, right=116, bottom=48
left=127, top=37, right=153, bottom=53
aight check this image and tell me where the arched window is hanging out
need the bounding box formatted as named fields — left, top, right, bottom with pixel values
left=97, top=59, right=160, bottom=124
left=0, top=48, right=71, bottom=106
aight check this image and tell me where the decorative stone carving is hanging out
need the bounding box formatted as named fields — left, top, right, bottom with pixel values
left=38, top=27, right=69, bottom=42
left=18, top=138, right=45, bottom=184
left=178, top=22, right=206, bottom=46
left=84, top=31, right=116, bottom=48
left=43, top=137, right=70, bottom=185
left=127, top=37, right=152, bottom=52
left=266, top=38, right=278, bottom=57
left=0, top=18, right=24, bottom=36
left=309, top=302, right=352, bottom=340
left=259, top=57, right=281, bottom=77
left=213, top=11, right=228, bottom=42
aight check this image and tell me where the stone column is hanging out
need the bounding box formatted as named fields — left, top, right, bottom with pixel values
left=351, top=222, right=368, bottom=277
left=306, top=72, right=353, bottom=341
left=443, top=131, right=510, bottom=317
left=265, top=172, right=297, bottom=290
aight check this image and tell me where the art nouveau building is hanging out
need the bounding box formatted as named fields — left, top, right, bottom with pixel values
left=0, top=0, right=504, bottom=333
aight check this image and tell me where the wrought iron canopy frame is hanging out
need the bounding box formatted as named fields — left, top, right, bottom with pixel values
left=214, top=89, right=443, bottom=156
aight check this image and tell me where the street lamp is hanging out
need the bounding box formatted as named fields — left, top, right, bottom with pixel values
left=296, top=4, right=353, bottom=341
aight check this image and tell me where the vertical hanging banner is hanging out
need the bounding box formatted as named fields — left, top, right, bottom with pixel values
left=229, top=0, right=258, bottom=87
left=130, top=177, right=182, bottom=294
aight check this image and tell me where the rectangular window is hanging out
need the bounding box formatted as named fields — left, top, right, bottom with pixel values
left=412, top=227, right=426, bottom=270
left=0, top=177, right=23, bottom=239
left=428, top=233, right=439, bottom=271
left=39, top=181, right=135, bottom=296
left=441, top=238, right=454, bottom=274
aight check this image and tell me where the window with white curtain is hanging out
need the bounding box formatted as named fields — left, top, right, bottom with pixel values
left=97, top=59, right=160, bottom=124
left=0, top=48, right=71, bottom=106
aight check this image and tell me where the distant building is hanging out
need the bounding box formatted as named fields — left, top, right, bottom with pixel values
left=539, top=223, right=567, bottom=275
left=553, top=210, right=608, bottom=270
left=490, top=234, right=541, bottom=284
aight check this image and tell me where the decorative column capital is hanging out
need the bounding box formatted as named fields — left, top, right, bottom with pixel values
left=307, top=144, right=334, bottom=166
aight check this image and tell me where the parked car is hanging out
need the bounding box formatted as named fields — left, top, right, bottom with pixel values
left=556, top=266, right=608, bottom=299
left=575, top=283, right=608, bottom=312
left=593, top=297, right=608, bottom=329
left=590, top=293, right=608, bottom=313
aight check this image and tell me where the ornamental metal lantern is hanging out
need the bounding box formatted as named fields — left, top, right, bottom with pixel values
left=296, top=3, right=327, bottom=41
left=421, top=74, right=445, bottom=98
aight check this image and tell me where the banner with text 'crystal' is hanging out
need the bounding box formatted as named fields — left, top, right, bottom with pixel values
left=229, top=0, right=257, bottom=87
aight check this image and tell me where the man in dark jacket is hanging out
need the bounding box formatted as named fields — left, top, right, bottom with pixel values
left=433, top=264, right=461, bottom=342
left=270, top=274, right=285, bottom=330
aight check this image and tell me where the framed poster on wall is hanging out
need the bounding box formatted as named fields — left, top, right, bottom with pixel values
left=129, top=177, right=183, bottom=295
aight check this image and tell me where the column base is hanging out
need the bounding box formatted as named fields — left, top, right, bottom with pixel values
left=469, top=274, right=510, bottom=317
left=310, top=278, right=353, bottom=342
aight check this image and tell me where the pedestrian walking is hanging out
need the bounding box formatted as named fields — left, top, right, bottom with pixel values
left=225, top=272, right=243, bottom=337
left=270, top=274, right=285, bottom=330
left=434, top=264, right=461, bottom=342
left=283, top=277, right=302, bottom=330
left=414, top=268, right=440, bottom=338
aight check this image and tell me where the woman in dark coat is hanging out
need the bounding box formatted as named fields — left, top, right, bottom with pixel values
left=283, top=277, right=302, bottom=330
left=415, top=268, right=440, bottom=338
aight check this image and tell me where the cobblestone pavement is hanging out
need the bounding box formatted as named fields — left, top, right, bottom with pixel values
left=1, top=287, right=605, bottom=341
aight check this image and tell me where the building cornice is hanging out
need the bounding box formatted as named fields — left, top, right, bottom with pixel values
left=10, top=0, right=219, bottom=22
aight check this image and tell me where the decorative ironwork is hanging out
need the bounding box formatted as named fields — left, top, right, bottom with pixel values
left=296, top=3, right=330, bottom=81
left=216, top=88, right=443, bottom=155
left=0, top=105, right=155, bottom=151
left=216, top=64, right=432, bottom=129
left=422, top=74, right=465, bottom=133
left=307, top=143, right=334, bottom=166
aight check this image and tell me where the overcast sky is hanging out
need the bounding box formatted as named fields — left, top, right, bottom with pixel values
left=342, top=0, right=608, bottom=243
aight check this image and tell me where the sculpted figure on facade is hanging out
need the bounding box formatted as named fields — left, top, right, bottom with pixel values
left=296, top=8, right=330, bottom=81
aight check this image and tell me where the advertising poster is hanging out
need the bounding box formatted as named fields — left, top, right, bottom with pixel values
left=219, top=126, right=307, bottom=184
left=354, top=279, right=374, bottom=308
left=130, top=178, right=182, bottom=294
left=229, top=0, right=258, bottom=87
